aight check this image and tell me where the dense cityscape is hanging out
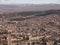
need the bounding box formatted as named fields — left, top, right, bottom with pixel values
left=0, top=10, right=60, bottom=45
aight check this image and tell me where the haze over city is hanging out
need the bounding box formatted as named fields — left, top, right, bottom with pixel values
left=0, top=0, right=60, bottom=4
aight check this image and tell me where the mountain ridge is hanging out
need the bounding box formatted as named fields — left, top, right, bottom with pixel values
left=0, top=4, right=60, bottom=13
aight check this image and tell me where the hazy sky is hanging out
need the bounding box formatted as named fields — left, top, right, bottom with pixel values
left=0, top=0, right=60, bottom=4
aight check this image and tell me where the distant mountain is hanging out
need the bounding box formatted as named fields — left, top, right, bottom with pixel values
left=0, top=5, right=19, bottom=9
left=0, top=4, right=60, bottom=9
left=0, top=4, right=60, bottom=13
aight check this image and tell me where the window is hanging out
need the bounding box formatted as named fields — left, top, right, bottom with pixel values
left=16, top=44, right=19, bottom=45
left=3, top=44, right=8, bottom=45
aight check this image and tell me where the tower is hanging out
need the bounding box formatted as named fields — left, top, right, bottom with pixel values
left=7, top=33, right=12, bottom=45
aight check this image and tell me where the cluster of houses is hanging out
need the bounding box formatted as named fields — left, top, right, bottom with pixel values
left=0, top=15, right=60, bottom=45
left=0, top=31, right=60, bottom=45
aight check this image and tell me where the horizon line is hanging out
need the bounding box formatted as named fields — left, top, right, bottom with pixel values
left=0, top=3, right=60, bottom=5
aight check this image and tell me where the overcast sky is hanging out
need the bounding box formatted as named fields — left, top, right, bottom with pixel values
left=0, top=0, right=60, bottom=4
